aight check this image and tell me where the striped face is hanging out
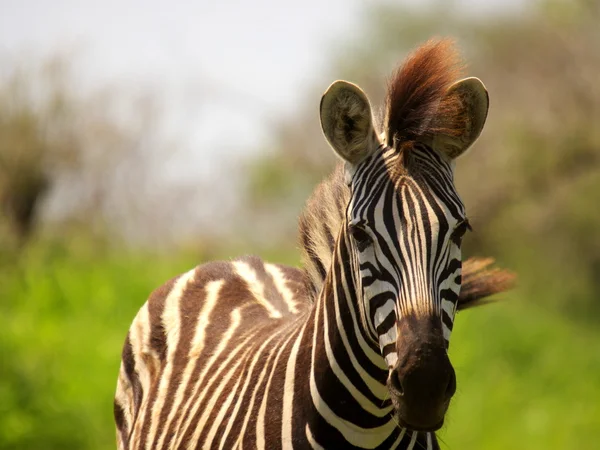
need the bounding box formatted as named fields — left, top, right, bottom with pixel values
left=347, top=142, right=469, bottom=356
left=347, top=145, right=469, bottom=368
left=346, top=144, right=470, bottom=430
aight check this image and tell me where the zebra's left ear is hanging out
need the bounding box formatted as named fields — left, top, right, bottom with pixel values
left=432, top=77, right=489, bottom=159
left=320, top=81, right=381, bottom=167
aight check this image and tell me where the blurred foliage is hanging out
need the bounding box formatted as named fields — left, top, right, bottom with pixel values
left=1, top=0, right=600, bottom=448
left=0, top=56, right=78, bottom=242
left=0, top=55, right=183, bottom=249
left=0, top=238, right=198, bottom=449
left=445, top=300, right=600, bottom=448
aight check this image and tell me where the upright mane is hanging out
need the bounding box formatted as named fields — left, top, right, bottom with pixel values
left=384, top=38, right=467, bottom=147
left=298, top=164, right=349, bottom=298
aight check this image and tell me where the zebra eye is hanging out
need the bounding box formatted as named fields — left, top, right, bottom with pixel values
left=450, top=219, right=472, bottom=246
left=349, top=225, right=373, bottom=251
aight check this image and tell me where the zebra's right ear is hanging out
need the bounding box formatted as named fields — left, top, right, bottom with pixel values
left=320, top=81, right=381, bottom=167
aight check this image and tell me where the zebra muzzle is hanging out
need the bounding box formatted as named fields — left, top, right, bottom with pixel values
left=387, top=314, right=456, bottom=431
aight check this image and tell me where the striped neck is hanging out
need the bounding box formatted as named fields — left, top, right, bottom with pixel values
left=304, top=224, right=438, bottom=449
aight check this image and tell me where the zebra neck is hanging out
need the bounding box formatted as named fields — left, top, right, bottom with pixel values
left=303, top=229, right=396, bottom=445
left=300, top=229, right=439, bottom=449
left=312, top=227, right=385, bottom=371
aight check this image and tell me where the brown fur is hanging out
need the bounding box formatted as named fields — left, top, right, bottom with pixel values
left=457, top=258, right=516, bottom=310
left=384, top=38, right=467, bottom=146
left=298, top=165, right=349, bottom=298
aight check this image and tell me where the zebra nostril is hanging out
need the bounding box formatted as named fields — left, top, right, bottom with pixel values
left=388, top=370, right=404, bottom=397
left=445, top=368, right=457, bottom=400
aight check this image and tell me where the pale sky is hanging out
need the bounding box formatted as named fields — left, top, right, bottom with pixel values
left=1, top=0, right=364, bottom=163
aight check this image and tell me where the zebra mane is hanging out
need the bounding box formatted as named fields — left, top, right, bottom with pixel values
left=384, top=38, right=467, bottom=147
left=298, top=163, right=349, bottom=299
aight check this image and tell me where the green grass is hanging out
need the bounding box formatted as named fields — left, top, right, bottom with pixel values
left=0, top=241, right=199, bottom=449
left=444, top=299, right=600, bottom=449
left=1, top=240, right=599, bottom=449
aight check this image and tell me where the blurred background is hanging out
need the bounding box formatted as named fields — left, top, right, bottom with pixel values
left=1, top=0, right=599, bottom=448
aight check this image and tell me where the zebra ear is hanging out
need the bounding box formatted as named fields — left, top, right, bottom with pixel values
left=432, top=77, right=489, bottom=159
left=320, top=81, right=380, bottom=166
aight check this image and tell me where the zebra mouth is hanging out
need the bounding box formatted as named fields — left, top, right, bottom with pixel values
left=396, top=415, right=445, bottom=432
left=387, top=379, right=450, bottom=433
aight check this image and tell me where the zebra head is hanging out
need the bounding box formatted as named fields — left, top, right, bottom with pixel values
left=319, top=41, right=489, bottom=432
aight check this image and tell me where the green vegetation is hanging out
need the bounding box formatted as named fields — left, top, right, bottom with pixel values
left=446, top=302, right=600, bottom=448
left=0, top=240, right=193, bottom=449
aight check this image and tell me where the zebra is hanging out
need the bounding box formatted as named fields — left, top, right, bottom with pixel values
left=114, top=39, right=514, bottom=449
